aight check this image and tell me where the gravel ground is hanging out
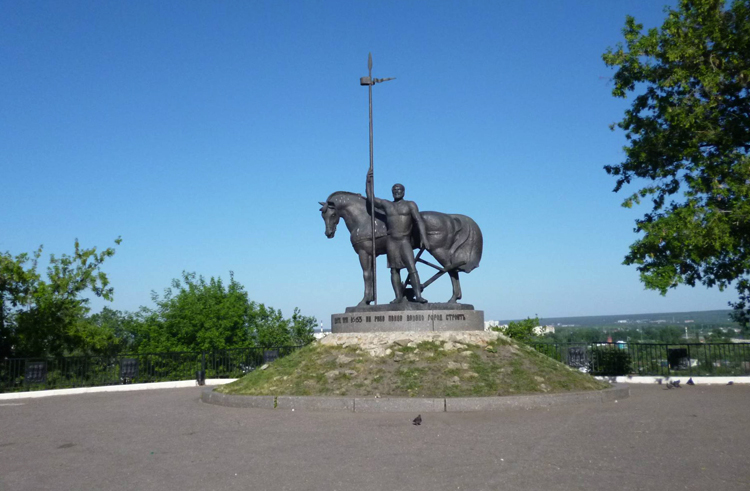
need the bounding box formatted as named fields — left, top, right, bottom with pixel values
left=1, top=384, right=748, bottom=491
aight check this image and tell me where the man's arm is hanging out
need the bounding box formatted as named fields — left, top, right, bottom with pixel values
left=409, top=202, right=430, bottom=250
left=365, top=170, right=386, bottom=210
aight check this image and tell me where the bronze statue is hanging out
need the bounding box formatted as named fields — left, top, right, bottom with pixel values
left=319, top=190, right=483, bottom=306
left=366, top=169, right=429, bottom=304
left=322, top=55, right=482, bottom=307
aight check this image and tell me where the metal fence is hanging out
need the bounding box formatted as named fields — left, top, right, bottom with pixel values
left=531, top=342, right=750, bottom=377
left=0, top=345, right=304, bottom=393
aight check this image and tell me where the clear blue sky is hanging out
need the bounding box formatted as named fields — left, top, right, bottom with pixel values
left=1, top=0, right=737, bottom=326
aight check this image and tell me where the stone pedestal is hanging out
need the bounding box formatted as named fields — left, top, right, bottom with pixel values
left=331, top=303, right=484, bottom=333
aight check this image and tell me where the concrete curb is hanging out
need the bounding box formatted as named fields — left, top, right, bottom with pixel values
left=4, top=374, right=742, bottom=402
left=277, top=396, right=354, bottom=412
left=596, top=375, right=750, bottom=385
left=202, top=389, right=275, bottom=409
left=200, top=384, right=630, bottom=413
left=0, top=379, right=237, bottom=401
left=355, top=397, right=445, bottom=413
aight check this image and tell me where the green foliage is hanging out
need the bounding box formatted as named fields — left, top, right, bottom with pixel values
left=603, top=0, right=750, bottom=329
left=79, top=307, right=137, bottom=356
left=133, top=271, right=255, bottom=352
left=590, top=348, right=633, bottom=376
left=492, top=316, right=541, bottom=343
left=1, top=237, right=315, bottom=360
left=547, top=327, right=608, bottom=344
left=290, top=308, right=317, bottom=346
left=252, top=303, right=292, bottom=349
left=131, top=271, right=316, bottom=353
left=0, top=238, right=121, bottom=358
left=0, top=249, right=40, bottom=358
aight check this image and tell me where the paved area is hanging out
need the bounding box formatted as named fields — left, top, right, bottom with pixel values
left=0, top=384, right=748, bottom=491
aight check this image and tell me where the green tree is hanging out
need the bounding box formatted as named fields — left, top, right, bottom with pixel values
left=79, top=307, right=137, bottom=356
left=251, top=306, right=316, bottom=347
left=133, top=272, right=254, bottom=353
left=708, top=326, right=734, bottom=340
left=131, top=271, right=316, bottom=353
left=492, top=316, right=541, bottom=343
left=0, top=238, right=121, bottom=358
left=290, top=308, right=317, bottom=346
left=0, top=249, right=39, bottom=358
left=549, top=327, right=608, bottom=344
left=655, top=325, right=686, bottom=343
left=603, top=0, right=750, bottom=329
left=252, top=303, right=292, bottom=348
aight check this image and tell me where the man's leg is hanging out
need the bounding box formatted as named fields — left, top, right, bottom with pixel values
left=390, top=268, right=405, bottom=303
left=402, top=242, right=428, bottom=303
left=408, top=269, right=428, bottom=303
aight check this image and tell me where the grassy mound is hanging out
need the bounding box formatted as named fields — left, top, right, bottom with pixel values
left=218, top=336, right=609, bottom=398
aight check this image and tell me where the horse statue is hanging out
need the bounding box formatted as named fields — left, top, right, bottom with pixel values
left=319, top=191, right=483, bottom=306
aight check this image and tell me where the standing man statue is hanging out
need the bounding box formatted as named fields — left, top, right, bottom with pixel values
left=366, top=169, right=430, bottom=304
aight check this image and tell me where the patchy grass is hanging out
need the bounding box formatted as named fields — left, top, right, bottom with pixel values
left=217, top=338, right=609, bottom=397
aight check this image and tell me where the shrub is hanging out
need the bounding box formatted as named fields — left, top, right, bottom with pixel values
left=591, top=348, right=632, bottom=375
left=492, top=316, right=540, bottom=343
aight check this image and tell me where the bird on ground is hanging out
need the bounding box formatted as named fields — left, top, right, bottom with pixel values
left=687, top=378, right=695, bottom=386
left=666, top=381, right=674, bottom=389
left=413, top=414, right=422, bottom=426
left=672, top=380, right=681, bottom=388
left=727, top=381, right=734, bottom=385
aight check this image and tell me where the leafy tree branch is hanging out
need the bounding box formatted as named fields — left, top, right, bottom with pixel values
left=603, top=0, right=750, bottom=328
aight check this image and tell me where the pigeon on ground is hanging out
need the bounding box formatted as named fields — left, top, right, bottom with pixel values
left=687, top=378, right=695, bottom=386
left=413, top=414, right=422, bottom=426
left=727, top=381, right=734, bottom=386
left=666, top=381, right=674, bottom=389
left=673, top=380, right=681, bottom=388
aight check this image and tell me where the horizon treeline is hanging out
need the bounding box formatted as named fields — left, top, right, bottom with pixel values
left=542, top=324, right=743, bottom=344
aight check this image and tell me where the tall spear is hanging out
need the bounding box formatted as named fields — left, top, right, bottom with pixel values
left=360, top=53, right=394, bottom=305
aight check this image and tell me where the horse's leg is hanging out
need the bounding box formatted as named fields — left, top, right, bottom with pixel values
left=448, top=270, right=462, bottom=303
left=357, top=249, right=374, bottom=306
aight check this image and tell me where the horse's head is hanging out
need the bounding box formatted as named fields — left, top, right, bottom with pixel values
left=319, top=200, right=339, bottom=238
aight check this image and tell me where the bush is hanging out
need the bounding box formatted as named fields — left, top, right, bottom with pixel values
left=131, top=271, right=317, bottom=353
left=591, top=348, right=632, bottom=376
left=492, top=316, right=540, bottom=343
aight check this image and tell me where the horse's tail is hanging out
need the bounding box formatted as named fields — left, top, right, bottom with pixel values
left=448, top=215, right=482, bottom=273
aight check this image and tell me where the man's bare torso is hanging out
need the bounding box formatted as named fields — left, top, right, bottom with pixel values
left=384, top=200, right=415, bottom=238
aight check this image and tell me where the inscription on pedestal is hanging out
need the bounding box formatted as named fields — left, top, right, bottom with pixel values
left=331, top=309, right=484, bottom=333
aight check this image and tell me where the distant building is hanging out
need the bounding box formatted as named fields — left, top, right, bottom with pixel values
left=484, top=320, right=504, bottom=331
left=485, top=321, right=554, bottom=335
left=313, top=328, right=331, bottom=340
left=617, top=320, right=628, bottom=324
left=534, top=325, right=555, bottom=335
